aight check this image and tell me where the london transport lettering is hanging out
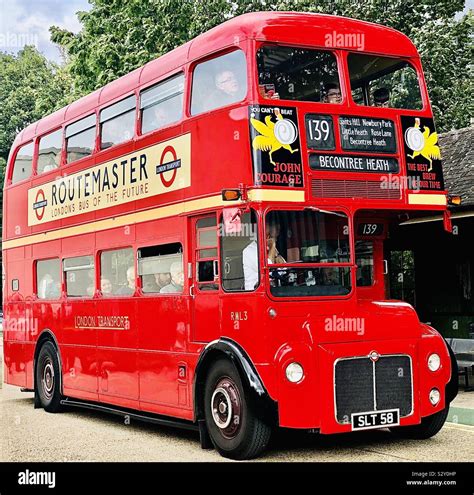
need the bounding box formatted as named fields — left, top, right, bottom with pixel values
left=249, top=105, right=304, bottom=187
left=28, top=134, right=191, bottom=226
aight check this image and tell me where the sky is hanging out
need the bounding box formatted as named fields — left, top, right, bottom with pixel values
left=0, top=0, right=473, bottom=63
left=0, top=0, right=90, bottom=62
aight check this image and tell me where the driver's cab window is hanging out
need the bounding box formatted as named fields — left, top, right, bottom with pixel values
left=263, top=209, right=351, bottom=297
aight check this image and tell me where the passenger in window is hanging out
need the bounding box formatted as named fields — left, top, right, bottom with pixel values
left=323, top=267, right=339, bottom=285
left=323, top=83, right=342, bottom=104
left=116, top=266, right=136, bottom=295
left=207, top=68, right=243, bottom=108
left=373, top=87, right=390, bottom=107
left=160, top=262, right=184, bottom=294
left=46, top=281, right=61, bottom=299
left=258, top=84, right=280, bottom=100
left=38, top=274, right=55, bottom=299
left=242, top=216, right=286, bottom=290
left=100, top=278, right=113, bottom=295
left=143, top=272, right=172, bottom=292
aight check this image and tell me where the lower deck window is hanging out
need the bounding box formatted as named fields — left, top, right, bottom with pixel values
left=100, top=248, right=134, bottom=296
left=138, top=243, right=184, bottom=294
left=36, top=258, right=61, bottom=299
left=64, top=256, right=94, bottom=297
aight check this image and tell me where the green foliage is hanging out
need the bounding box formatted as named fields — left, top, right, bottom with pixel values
left=0, top=46, right=73, bottom=162
left=49, top=0, right=472, bottom=131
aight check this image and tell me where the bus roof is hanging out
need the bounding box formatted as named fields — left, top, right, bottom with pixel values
left=10, top=11, right=418, bottom=153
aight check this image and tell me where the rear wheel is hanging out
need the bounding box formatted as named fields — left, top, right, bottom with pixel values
left=390, top=407, right=449, bottom=439
left=36, top=341, right=63, bottom=413
left=204, top=359, right=271, bottom=460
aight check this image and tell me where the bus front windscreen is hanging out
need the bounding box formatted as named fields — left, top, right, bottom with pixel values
left=264, top=209, right=351, bottom=297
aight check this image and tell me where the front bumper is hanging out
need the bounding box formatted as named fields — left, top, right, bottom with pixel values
left=273, top=335, right=451, bottom=432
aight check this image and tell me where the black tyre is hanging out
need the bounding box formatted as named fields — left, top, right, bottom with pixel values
left=36, top=341, right=63, bottom=413
left=204, top=359, right=272, bottom=460
left=390, top=407, right=449, bottom=439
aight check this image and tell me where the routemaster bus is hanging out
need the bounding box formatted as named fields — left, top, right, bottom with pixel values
left=2, top=12, right=458, bottom=459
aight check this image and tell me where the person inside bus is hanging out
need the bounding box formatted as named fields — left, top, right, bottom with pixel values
left=38, top=273, right=54, bottom=299
left=322, top=266, right=340, bottom=285
left=100, top=278, right=113, bottom=295
left=323, top=82, right=342, bottom=104
left=116, top=266, right=135, bottom=295
left=143, top=272, right=172, bottom=292
left=160, top=262, right=184, bottom=293
left=207, top=68, right=243, bottom=109
left=242, top=215, right=286, bottom=290
left=373, top=87, right=390, bottom=107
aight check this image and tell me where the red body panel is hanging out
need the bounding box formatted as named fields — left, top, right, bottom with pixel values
left=3, top=12, right=451, bottom=431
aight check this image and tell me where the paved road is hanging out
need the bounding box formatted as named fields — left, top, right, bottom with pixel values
left=1, top=383, right=473, bottom=462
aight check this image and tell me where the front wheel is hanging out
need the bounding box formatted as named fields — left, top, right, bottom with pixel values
left=390, top=407, right=449, bottom=439
left=204, top=359, right=272, bottom=460
left=36, top=341, right=63, bottom=413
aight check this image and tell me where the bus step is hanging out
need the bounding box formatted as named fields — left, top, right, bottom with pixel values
left=60, top=398, right=199, bottom=432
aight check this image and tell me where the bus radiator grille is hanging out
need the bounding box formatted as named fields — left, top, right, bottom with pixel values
left=334, top=355, right=412, bottom=423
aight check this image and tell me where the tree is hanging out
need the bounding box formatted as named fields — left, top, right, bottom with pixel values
left=0, top=46, right=72, bottom=163
left=50, top=0, right=472, bottom=132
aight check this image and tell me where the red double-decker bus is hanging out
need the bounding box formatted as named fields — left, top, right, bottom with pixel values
left=2, top=12, right=458, bottom=459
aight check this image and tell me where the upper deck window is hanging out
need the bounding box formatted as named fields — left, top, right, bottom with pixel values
left=100, top=95, right=136, bottom=149
left=348, top=54, right=423, bottom=110
left=11, top=141, right=34, bottom=184
left=38, top=129, right=62, bottom=174
left=257, top=46, right=341, bottom=103
left=140, top=73, right=184, bottom=134
left=66, top=114, right=96, bottom=163
left=191, top=50, right=247, bottom=115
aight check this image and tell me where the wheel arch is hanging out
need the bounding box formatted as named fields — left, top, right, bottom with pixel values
left=444, top=338, right=459, bottom=404
left=193, top=338, right=277, bottom=425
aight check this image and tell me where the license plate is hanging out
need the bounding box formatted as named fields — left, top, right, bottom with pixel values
left=351, top=409, right=400, bottom=431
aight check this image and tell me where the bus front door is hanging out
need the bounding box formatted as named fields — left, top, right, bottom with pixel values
left=190, top=214, right=221, bottom=343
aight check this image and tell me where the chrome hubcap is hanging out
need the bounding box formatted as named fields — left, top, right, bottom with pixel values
left=42, top=358, right=54, bottom=400
left=211, top=377, right=242, bottom=438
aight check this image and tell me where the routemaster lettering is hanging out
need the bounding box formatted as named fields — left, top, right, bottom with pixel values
left=28, top=135, right=190, bottom=226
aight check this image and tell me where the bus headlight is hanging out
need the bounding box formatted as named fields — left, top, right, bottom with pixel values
left=285, top=362, right=304, bottom=383
left=429, top=388, right=440, bottom=405
left=428, top=353, right=441, bottom=372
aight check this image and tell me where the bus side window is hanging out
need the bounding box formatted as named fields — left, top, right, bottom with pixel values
left=100, top=95, right=136, bottom=150
left=140, top=73, right=184, bottom=134
left=11, top=141, right=34, bottom=184
left=36, top=258, right=61, bottom=300
left=191, top=50, right=247, bottom=115
left=220, top=210, right=259, bottom=292
left=100, top=248, right=134, bottom=296
left=138, top=243, right=183, bottom=294
left=37, top=128, right=62, bottom=174
left=63, top=256, right=94, bottom=297
left=66, top=114, right=96, bottom=164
